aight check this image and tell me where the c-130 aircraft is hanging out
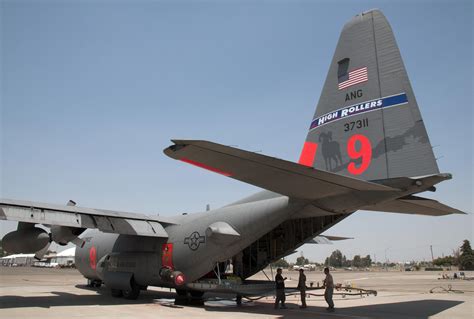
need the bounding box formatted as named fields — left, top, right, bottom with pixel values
left=1, top=9, right=465, bottom=300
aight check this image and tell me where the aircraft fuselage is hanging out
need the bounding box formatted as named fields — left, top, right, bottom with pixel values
left=75, top=194, right=305, bottom=286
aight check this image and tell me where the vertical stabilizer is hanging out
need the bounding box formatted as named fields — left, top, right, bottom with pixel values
left=299, top=10, right=439, bottom=180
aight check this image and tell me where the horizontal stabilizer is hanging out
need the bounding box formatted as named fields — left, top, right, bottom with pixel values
left=362, top=195, right=466, bottom=216
left=307, top=235, right=353, bottom=244
left=164, top=140, right=396, bottom=201
left=322, top=235, right=354, bottom=241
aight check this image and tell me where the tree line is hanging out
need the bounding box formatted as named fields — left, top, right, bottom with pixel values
left=270, top=239, right=473, bottom=270
left=433, top=240, right=474, bottom=270
left=324, top=250, right=372, bottom=268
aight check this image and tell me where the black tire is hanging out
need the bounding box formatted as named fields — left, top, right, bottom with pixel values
left=123, top=279, right=140, bottom=300
left=87, top=279, right=102, bottom=288
left=190, top=290, right=204, bottom=298
left=111, top=288, right=123, bottom=298
left=175, top=289, right=187, bottom=296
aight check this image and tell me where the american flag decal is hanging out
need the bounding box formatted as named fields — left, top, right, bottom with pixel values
left=338, top=67, right=368, bottom=90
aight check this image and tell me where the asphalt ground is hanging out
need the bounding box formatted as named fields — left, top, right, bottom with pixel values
left=1, top=267, right=473, bottom=318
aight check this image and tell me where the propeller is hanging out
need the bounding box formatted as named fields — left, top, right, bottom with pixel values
left=34, top=230, right=85, bottom=260
left=35, top=200, right=81, bottom=259
left=34, top=232, right=52, bottom=260
left=30, top=200, right=84, bottom=260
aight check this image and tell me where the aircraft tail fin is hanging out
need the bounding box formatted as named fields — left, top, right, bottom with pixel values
left=299, top=9, right=439, bottom=180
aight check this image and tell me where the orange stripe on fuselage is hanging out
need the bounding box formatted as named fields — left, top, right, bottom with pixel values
left=180, top=158, right=232, bottom=176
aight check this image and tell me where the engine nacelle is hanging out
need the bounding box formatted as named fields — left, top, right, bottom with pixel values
left=50, top=225, right=85, bottom=245
left=2, top=228, right=50, bottom=254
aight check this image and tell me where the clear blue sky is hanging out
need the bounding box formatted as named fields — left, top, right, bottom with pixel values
left=1, top=0, right=472, bottom=263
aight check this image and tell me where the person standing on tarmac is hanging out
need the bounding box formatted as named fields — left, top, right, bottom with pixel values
left=274, top=268, right=287, bottom=309
left=323, top=267, right=335, bottom=312
left=297, top=268, right=307, bottom=308
left=232, top=251, right=244, bottom=306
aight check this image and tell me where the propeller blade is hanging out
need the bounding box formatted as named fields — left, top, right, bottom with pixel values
left=34, top=241, right=51, bottom=260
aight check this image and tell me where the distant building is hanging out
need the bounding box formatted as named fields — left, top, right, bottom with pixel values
left=49, top=247, right=76, bottom=267
left=1, top=253, right=35, bottom=266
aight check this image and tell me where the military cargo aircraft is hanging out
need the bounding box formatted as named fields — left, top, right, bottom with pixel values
left=1, top=9, right=465, bottom=300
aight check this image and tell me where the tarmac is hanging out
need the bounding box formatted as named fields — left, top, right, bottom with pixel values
left=1, top=267, right=473, bottom=318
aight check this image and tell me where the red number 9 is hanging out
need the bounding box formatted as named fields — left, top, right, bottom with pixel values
left=347, top=134, right=372, bottom=175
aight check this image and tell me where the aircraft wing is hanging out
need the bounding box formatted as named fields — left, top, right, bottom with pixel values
left=164, top=140, right=396, bottom=201
left=0, top=199, right=174, bottom=237
left=362, top=195, right=466, bottom=216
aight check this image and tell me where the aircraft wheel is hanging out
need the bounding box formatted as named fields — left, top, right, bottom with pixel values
left=111, top=288, right=123, bottom=298
left=175, top=289, right=187, bottom=296
left=123, top=279, right=140, bottom=300
left=190, top=290, right=204, bottom=298
left=87, top=278, right=102, bottom=288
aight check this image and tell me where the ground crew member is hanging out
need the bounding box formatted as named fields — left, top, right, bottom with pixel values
left=297, top=268, right=307, bottom=308
left=323, top=267, right=335, bottom=312
left=232, top=251, right=244, bottom=306
left=274, top=268, right=287, bottom=309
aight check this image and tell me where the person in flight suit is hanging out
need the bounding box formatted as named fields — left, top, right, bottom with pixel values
left=323, top=267, right=335, bottom=312
left=297, top=268, right=307, bottom=308
left=274, top=268, right=287, bottom=309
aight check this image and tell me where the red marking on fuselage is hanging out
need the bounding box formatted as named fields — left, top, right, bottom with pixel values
left=347, top=134, right=372, bottom=175
left=89, top=246, right=97, bottom=270
left=162, top=243, right=174, bottom=269
left=180, top=158, right=232, bottom=176
left=298, top=141, right=318, bottom=167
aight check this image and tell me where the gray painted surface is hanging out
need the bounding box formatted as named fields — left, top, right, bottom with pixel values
left=0, top=9, right=463, bottom=298
left=305, top=10, right=438, bottom=180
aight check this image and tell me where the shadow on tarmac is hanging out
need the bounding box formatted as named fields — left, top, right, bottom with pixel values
left=0, top=285, right=464, bottom=319
left=0, top=285, right=175, bottom=308
left=205, top=299, right=464, bottom=319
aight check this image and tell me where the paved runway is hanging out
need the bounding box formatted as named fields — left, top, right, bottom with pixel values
left=1, top=267, right=473, bottom=318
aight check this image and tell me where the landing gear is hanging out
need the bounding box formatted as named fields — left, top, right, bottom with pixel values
left=122, top=279, right=141, bottom=300
left=174, top=289, right=205, bottom=306
left=111, top=288, right=123, bottom=298
left=189, top=290, right=204, bottom=298
left=109, top=278, right=141, bottom=300
left=87, top=279, right=102, bottom=288
left=175, top=289, right=204, bottom=298
left=176, top=289, right=188, bottom=296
